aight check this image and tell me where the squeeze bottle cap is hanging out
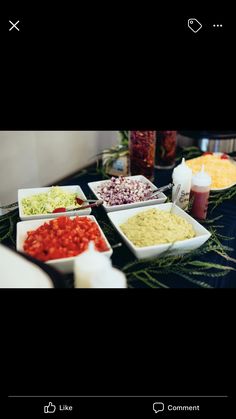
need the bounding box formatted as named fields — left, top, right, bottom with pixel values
left=74, top=241, right=111, bottom=273
left=173, top=158, right=192, bottom=178
left=192, top=165, right=212, bottom=187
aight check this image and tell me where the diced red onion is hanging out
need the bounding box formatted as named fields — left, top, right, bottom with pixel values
left=96, top=177, right=154, bottom=206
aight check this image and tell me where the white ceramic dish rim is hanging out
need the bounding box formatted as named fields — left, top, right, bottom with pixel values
left=108, top=203, right=211, bottom=252
left=17, top=215, right=113, bottom=264
left=88, top=175, right=167, bottom=209
left=18, top=185, right=91, bottom=219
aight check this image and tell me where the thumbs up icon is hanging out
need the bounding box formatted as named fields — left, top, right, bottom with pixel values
left=44, top=402, right=56, bottom=414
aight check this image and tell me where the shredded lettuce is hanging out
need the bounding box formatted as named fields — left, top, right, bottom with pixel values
left=21, top=187, right=81, bottom=215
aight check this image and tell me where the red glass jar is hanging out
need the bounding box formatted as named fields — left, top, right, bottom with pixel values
left=156, top=131, right=177, bottom=169
left=129, top=131, right=156, bottom=180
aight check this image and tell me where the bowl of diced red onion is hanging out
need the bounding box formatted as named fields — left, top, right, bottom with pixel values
left=88, top=176, right=167, bottom=213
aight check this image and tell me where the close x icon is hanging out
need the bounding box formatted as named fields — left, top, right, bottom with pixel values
left=9, top=20, right=20, bottom=31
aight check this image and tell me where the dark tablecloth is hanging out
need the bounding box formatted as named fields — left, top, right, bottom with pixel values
left=58, top=167, right=236, bottom=288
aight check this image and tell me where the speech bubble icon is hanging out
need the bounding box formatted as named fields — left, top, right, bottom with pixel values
left=153, top=402, right=165, bottom=414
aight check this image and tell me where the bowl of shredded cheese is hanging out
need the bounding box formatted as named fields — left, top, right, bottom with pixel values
left=18, top=186, right=91, bottom=220
left=186, top=153, right=236, bottom=191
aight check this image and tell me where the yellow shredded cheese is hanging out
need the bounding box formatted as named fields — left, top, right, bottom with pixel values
left=186, top=155, right=236, bottom=189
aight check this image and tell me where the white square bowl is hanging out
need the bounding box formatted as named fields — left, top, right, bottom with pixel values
left=18, top=185, right=92, bottom=221
left=107, top=203, right=211, bottom=260
left=88, top=175, right=167, bottom=213
left=16, top=215, right=113, bottom=274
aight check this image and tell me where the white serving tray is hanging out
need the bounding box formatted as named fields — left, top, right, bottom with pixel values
left=88, top=175, right=167, bottom=213
left=108, top=203, right=211, bottom=260
left=18, top=185, right=91, bottom=221
left=17, top=215, right=113, bottom=274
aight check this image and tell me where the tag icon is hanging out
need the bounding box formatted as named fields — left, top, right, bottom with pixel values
left=188, top=18, right=202, bottom=33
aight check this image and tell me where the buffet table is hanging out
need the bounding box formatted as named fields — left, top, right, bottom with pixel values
left=56, top=165, right=236, bottom=288
left=1, top=162, right=236, bottom=288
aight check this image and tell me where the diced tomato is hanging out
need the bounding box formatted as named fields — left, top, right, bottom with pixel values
left=23, top=216, right=109, bottom=262
left=53, top=208, right=66, bottom=213
left=220, top=153, right=228, bottom=160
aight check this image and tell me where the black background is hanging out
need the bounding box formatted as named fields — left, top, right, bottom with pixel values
left=1, top=4, right=236, bottom=130
left=1, top=3, right=235, bottom=417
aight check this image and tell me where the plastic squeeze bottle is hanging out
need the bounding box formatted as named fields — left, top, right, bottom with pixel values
left=190, top=165, right=212, bottom=220
left=74, top=242, right=112, bottom=288
left=89, top=268, right=127, bottom=289
left=74, top=242, right=127, bottom=288
left=172, top=158, right=192, bottom=210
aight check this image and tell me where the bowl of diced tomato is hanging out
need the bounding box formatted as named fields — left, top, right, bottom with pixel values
left=17, top=216, right=113, bottom=273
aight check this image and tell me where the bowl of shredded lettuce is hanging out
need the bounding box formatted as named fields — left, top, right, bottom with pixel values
left=18, top=186, right=91, bottom=220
